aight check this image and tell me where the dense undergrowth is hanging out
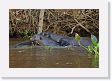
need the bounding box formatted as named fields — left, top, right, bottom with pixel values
left=9, top=9, right=99, bottom=38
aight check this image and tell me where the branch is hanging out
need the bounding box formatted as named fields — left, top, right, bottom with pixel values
left=47, top=9, right=57, bottom=20
left=38, top=9, right=45, bottom=34
left=70, top=21, right=85, bottom=34
left=74, top=18, right=91, bottom=34
left=81, top=10, right=99, bottom=28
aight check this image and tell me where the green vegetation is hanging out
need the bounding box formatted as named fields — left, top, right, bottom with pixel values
left=75, top=33, right=99, bottom=68
left=44, top=46, right=53, bottom=52
left=9, top=29, right=37, bottom=38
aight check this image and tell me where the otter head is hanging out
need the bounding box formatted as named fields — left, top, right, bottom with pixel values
left=30, top=34, right=42, bottom=41
left=40, top=32, right=51, bottom=38
left=30, top=34, right=44, bottom=46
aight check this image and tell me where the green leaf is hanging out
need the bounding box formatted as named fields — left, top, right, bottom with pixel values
left=91, top=35, right=98, bottom=46
left=97, top=43, right=99, bottom=48
left=75, top=33, right=81, bottom=42
left=87, top=46, right=94, bottom=54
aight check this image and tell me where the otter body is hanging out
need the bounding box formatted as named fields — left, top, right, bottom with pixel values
left=31, top=34, right=60, bottom=46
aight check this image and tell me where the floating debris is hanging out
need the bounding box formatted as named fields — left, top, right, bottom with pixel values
left=56, top=62, right=59, bottom=64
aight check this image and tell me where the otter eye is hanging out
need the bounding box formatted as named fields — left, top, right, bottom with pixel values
left=44, top=33, right=47, bottom=36
left=40, top=37, right=42, bottom=40
left=48, top=35, right=50, bottom=38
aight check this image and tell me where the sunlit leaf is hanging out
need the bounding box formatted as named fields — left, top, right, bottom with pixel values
left=91, top=35, right=98, bottom=45
left=75, top=33, right=81, bottom=42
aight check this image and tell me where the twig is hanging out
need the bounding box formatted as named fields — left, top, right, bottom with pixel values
left=81, top=10, right=99, bottom=28
left=74, top=18, right=91, bottom=34
left=44, top=19, right=74, bottom=31
left=47, top=9, right=57, bottom=20
left=70, top=21, right=85, bottom=34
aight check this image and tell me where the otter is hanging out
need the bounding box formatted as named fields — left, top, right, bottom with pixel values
left=31, top=34, right=60, bottom=46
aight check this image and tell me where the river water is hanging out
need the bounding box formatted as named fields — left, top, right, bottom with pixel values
left=9, top=38, right=92, bottom=68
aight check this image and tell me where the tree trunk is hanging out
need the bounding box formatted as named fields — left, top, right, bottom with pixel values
left=38, top=9, right=45, bottom=34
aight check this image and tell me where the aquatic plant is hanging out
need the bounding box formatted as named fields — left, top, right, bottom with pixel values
left=44, top=46, right=53, bottom=52
left=75, top=33, right=99, bottom=68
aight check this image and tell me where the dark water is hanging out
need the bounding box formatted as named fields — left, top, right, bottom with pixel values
left=9, top=38, right=92, bottom=68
